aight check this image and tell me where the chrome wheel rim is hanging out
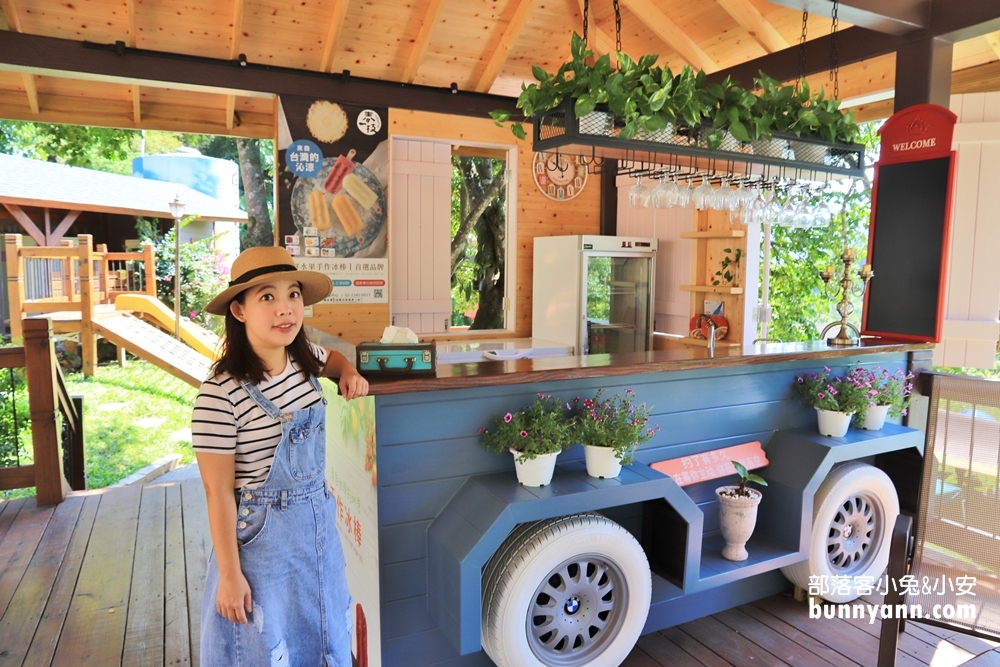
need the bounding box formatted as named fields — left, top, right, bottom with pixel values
left=827, top=492, right=883, bottom=574
left=526, top=554, right=628, bottom=666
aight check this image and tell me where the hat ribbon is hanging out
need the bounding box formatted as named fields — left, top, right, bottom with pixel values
left=228, top=263, right=298, bottom=287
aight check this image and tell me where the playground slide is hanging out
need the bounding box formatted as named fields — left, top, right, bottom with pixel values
left=115, top=294, right=222, bottom=360
left=94, top=313, right=213, bottom=388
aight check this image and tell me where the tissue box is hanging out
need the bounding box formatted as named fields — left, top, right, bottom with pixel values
left=356, top=342, right=436, bottom=377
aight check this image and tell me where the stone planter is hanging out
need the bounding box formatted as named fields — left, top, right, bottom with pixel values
left=583, top=445, right=623, bottom=479
left=510, top=449, right=559, bottom=487
left=716, top=486, right=763, bottom=561
left=861, top=404, right=890, bottom=430
left=816, top=408, right=853, bottom=437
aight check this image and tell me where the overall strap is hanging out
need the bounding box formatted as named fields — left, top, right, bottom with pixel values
left=239, top=380, right=282, bottom=420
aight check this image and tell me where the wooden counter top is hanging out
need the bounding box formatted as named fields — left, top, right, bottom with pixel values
left=367, top=340, right=931, bottom=396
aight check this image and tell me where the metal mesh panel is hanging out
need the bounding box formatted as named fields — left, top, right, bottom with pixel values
left=909, top=374, right=1000, bottom=638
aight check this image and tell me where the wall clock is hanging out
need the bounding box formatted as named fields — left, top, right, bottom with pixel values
left=532, top=152, right=588, bottom=201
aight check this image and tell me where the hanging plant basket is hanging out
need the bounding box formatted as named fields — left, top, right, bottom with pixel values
left=533, top=100, right=865, bottom=178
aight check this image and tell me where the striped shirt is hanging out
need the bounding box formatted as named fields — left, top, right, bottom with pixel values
left=191, top=344, right=329, bottom=489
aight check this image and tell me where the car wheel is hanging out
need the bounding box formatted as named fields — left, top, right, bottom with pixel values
left=481, top=513, right=651, bottom=667
left=782, top=462, right=899, bottom=603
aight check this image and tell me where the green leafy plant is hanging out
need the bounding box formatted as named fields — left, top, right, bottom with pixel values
left=729, top=460, right=768, bottom=498
left=479, top=393, right=574, bottom=462
left=713, top=247, right=743, bottom=286
left=793, top=367, right=871, bottom=415
left=568, top=388, right=659, bottom=466
left=490, top=34, right=861, bottom=149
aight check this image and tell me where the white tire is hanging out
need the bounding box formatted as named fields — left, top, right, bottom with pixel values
left=481, top=513, right=651, bottom=667
left=782, top=462, right=899, bottom=603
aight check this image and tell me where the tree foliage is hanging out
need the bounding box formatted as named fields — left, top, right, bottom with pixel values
left=763, top=122, right=881, bottom=342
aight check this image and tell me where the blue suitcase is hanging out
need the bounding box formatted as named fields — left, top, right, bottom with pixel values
left=356, top=342, right=436, bottom=377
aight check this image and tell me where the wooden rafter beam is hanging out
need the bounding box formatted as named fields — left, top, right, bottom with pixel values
left=3, top=203, right=45, bottom=246
left=986, top=31, right=1000, bottom=60
left=1, top=0, right=23, bottom=32
left=715, top=0, right=789, bottom=54
left=619, top=0, right=718, bottom=72
left=132, top=85, right=141, bottom=123
left=474, top=0, right=536, bottom=93
left=319, top=0, right=351, bottom=73
left=50, top=210, right=82, bottom=242
left=228, top=0, right=245, bottom=60
left=225, top=94, right=236, bottom=130
left=402, top=0, right=444, bottom=83
left=22, top=73, right=38, bottom=113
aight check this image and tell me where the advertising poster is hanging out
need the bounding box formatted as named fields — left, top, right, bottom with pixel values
left=322, top=380, right=381, bottom=667
left=277, top=96, right=388, bottom=304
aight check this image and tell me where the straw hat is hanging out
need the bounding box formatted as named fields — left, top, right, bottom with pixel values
left=206, top=246, right=333, bottom=315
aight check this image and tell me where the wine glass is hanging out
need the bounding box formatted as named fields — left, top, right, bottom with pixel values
left=693, top=176, right=713, bottom=211
left=651, top=174, right=670, bottom=209
left=664, top=173, right=681, bottom=208
left=677, top=177, right=694, bottom=208
left=812, top=196, right=833, bottom=228
left=764, top=185, right=783, bottom=225
left=710, top=177, right=728, bottom=211
left=629, top=176, right=650, bottom=208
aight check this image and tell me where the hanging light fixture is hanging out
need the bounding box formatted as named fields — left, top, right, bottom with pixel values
left=532, top=0, right=864, bottom=182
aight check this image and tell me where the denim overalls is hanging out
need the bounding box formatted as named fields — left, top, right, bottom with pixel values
left=201, top=376, right=352, bottom=667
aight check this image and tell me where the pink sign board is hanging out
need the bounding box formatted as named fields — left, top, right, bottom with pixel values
left=650, top=441, right=768, bottom=486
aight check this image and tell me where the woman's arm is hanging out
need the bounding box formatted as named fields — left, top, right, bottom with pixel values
left=196, top=451, right=253, bottom=624
left=321, top=349, right=369, bottom=400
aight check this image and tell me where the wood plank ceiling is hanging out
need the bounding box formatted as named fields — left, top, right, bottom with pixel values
left=0, top=0, right=999, bottom=138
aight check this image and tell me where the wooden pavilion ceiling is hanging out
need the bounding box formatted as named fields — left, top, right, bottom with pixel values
left=1, top=0, right=1000, bottom=138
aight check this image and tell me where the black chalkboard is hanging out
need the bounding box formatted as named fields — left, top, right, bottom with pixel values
left=864, top=156, right=952, bottom=341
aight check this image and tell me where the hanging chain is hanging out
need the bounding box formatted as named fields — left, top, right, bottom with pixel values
left=797, top=9, right=809, bottom=88
left=613, top=0, right=622, bottom=53
left=830, top=0, right=840, bottom=98
left=582, top=0, right=589, bottom=45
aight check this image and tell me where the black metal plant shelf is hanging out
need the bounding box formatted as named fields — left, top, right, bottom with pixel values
left=532, top=100, right=866, bottom=180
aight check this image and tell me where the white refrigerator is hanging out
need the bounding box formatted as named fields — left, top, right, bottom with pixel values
left=532, top=235, right=657, bottom=355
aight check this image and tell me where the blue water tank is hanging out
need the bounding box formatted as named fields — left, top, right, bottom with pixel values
left=132, top=147, right=240, bottom=207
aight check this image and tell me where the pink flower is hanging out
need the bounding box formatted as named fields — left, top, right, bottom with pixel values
left=870, top=390, right=878, bottom=396
left=796, top=376, right=804, bottom=383
left=519, top=430, right=528, bottom=438
left=478, top=427, right=487, bottom=434
left=818, top=392, right=826, bottom=399
left=827, top=385, right=838, bottom=395
left=565, top=402, right=572, bottom=410
left=625, top=389, right=634, bottom=395
left=537, top=393, right=544, bottom=398
left=503, top=413, right=513, bottom=423
left=584, top=399, right=594, bottom=409
left=823, top=366, right=830, bottom=372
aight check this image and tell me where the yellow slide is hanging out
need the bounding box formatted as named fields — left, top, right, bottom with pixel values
left=115, top=294, right=222, bottom=360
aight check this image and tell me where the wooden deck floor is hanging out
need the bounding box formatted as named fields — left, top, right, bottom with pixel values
left=1, top=479, right=998, bottom=667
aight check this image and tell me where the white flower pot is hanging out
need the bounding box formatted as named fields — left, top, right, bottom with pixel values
left=861, top=404, right=890, bottom=430
left=583, top=445, right=623, bottom=479
left=716, top=486, right=763, bottom=561
left=510, top=449, right=558, bottom=487
left=816, top=408, right=852, bottom=437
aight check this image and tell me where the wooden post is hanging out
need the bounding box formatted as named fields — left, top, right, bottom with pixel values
left=5, top=234, right=25, bottom=342
left=95, top=243, right=108, bottom=302
left=78, top=234, right=97, bottom=377
left=68, top=395, right=86, bottom=491
left=23, top=318, right=69, bottom=504
left=142, top=242, right=155, bottom=296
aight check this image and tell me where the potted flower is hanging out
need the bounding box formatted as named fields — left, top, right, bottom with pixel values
left=847, top=367, right=915, bottom=430
left=792, top=367, right=870, bottom=437
left=716, top=461, right=768, bottom=561
left=479, top=393, right=573, bottom=486
left=569, top=388, right=659, bottom=479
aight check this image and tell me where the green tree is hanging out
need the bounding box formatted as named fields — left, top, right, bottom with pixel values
left=763, top=122, right=881, bottom=342
left=0, top=121, right=134, bottom=171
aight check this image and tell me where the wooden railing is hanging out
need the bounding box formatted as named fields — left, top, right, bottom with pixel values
left=0, top=319, right=85, bottom=504
left=5, top=233, right=155, bottom=375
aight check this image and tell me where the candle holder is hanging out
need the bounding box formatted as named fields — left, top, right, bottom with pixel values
left=819, top=248, right=873, bottom=347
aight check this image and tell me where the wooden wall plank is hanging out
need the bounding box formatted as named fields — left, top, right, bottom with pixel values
left=22, top=493, right=100, bottom=666
left=0, top=495, right=83, bottom=667
left=122, top=484, right=166, bottom=667
left=52, top=485, right=141, bottom=666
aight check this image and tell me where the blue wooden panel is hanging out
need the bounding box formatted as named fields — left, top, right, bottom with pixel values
left=381, top=596, right=435, bottom=640
left=381, top=558, right=427, bottom=602
left=379, top=436, right=512, bottom=485
left=379, top=477, right=466, bottom=526
left=379, top=520, right=431, bottom=564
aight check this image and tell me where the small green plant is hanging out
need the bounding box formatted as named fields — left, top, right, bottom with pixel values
left=793, top=367, right=871, bottom=415
left=568, top=388, right=659, bottom=466
left=713, top=248, right=743, bottom=286
left=479, top=393, right=573, bottom=463
left=730, top=461, right=768, bottom=498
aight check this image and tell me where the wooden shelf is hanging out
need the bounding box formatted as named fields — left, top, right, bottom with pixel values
left=680, top=285, right=744, bottom=294
left=680, top=230, right=746, bottom=239
left=679, top=337, right=742, bottom=348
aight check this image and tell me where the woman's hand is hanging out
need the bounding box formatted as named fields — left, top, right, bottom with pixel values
left=217, top=570, right=253, bottom=624
left=339, top=368, right=369, bottom=401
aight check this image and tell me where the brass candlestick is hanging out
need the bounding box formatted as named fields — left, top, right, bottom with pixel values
left=819, top=248, right=873, bottom=347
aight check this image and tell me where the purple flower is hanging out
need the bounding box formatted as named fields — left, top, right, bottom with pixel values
left=537, top=392, right=544, bottom=398
left=827, top=385, right=838, bottom=396
left=565, top=402, right=572, bottom=410
left=503, top=413, right=513, bottom=423
left=625, top=389, right=634, bottom=395
left=647, top=428, right=654, bottom=436
left=520, top=430, right=528, bottom=438
left=869, top=389, right=878, bottom=396
left=796, top=376, right=804, bottom=383
left=902, top=409, right=908, bottom=416
left=824, top=366, right=830, bottom=372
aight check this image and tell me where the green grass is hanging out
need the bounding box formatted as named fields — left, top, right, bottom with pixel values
left=2, top=359, right=197, bottom=498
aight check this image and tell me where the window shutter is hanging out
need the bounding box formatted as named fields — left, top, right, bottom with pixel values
left=390, top=139, right=452, bottom=334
